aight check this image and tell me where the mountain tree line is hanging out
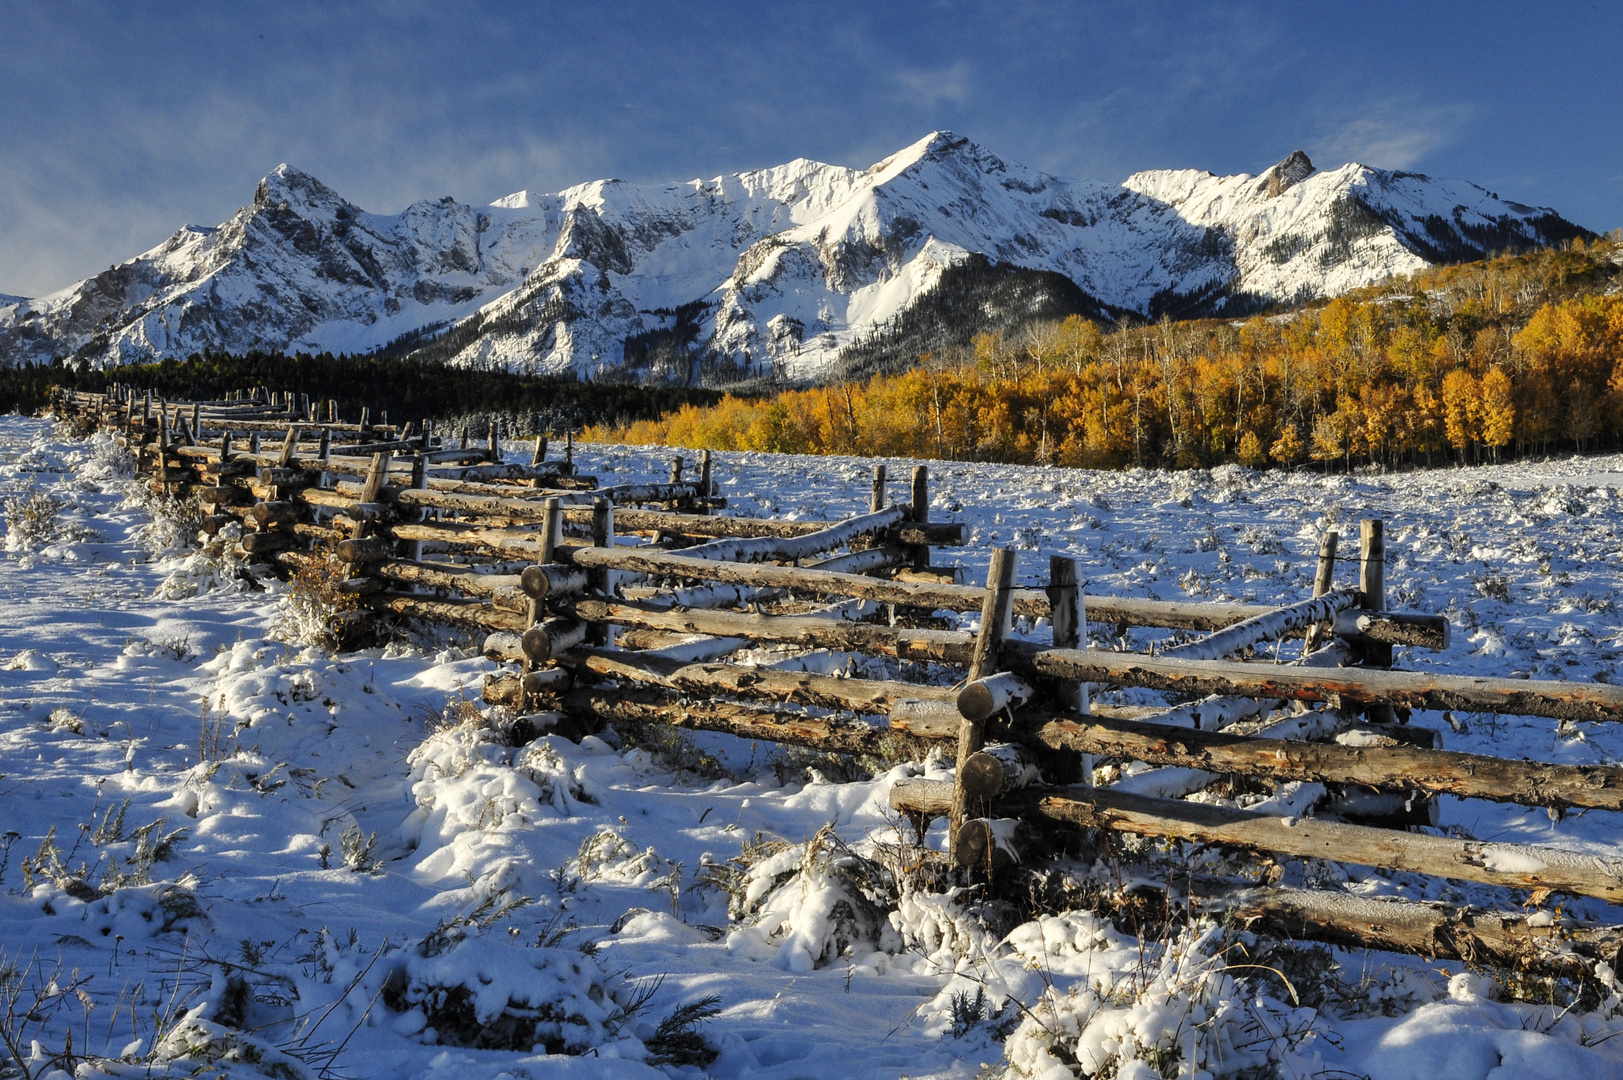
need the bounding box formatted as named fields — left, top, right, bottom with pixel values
left=589, top=236, right=1623, bottom=471
left=0, top=350, right=725, bottom=432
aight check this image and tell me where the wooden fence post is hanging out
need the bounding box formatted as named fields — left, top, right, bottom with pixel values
left=700, top=450, right=713, bottom=516
left=523, top=497, right=565, bottom=680
left=871, top=464, right=887, bottom=513
left=1361, top=519, right=1397, bottom=724
left=1303, top=530, right=1339, bottom=655
left=951, top=548, right=1017, bottom=861
left=910, top=465, right=930, bottom=567
left=1049, top=554, right=1090, bottom=782
left=488, top=420, right=501, bottom=463
left=589, top=498, right=615, bottom=647
left=407, top=455, right=428, bottom=562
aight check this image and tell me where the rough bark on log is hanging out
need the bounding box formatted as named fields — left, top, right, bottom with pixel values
left=567, top=597, right=976, bottom=661
left=559, top=685, right=910, bottom=758
left=520, top=564, right=592, bottom=600
left=1027, top=713, right=1623, bottom=810
left=1160, top=591, right=1360, bottom=662
left=888, top=699, right=965, bottom=740
left=1192, top=881, right=1623, bottom=974
left=239, top=530, right=289, bottom=555
left=290, top=521, right=343, bottom=543
left=1333, top=610, right=1451, bottom=651
left=371, top=592, right=528, bottom=633
left=889, top=777, right=1623, bottom=902
left=675, top=506, right=907, bottom=563
left=263, top=468, right=320, bottom=488
left=335, top=536, right=395, bottom=564
left=1009, top=643, right=1623, bottom=724
left=250, top=501, right=301, bottom=525
left=195, top=484, right=246, bottom=506
left=370, top=560, right=521, bottom=596
left=569, top=648, right=958, bottom=715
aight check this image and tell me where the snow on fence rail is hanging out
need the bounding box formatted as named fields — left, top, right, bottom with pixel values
left=56, top=383, right=1623, bottom=977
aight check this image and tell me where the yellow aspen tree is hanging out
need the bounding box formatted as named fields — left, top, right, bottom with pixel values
left=1479, top=368, right=1515, bottom=459
left=1269, top=425, right=1304, bottom=465
left=1441, top=368, right=1480, bottom=458
left=1310, top=413, right=1344, bottom=466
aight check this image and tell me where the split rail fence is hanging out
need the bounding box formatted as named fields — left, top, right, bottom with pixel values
left=55, top=384, right=1623, bottom=978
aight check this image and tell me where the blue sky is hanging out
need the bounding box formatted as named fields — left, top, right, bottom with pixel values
left=1, top=0, right=1619, bottom=297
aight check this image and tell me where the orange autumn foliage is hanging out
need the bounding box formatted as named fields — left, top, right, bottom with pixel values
left=589, top=240, right=1623, bottom=470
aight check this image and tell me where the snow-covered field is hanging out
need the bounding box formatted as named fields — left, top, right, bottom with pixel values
left=6, top=414, right=1623, bottom=1079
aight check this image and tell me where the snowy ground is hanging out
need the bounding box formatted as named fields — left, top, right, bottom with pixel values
left=5, top=416, right=1623, bottom=1079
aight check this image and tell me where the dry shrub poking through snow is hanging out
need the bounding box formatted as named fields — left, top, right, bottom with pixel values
left=272, top=548, right=363, bottom=650
left=149, top=1018, right=307, bottom=1080
left=2, top=489, right=67, bottom=551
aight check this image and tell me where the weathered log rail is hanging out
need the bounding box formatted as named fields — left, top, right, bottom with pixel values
left=54, top=384, right=1623, bottom=975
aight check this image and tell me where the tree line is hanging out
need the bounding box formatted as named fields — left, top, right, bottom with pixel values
left=0, top=350, right=726, bottom=432
left=588, top=236, right=1623, bottom=471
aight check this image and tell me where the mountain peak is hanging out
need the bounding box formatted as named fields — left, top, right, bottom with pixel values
left=1262, top=150, right=1315, bottom=197
left=868, top=130, right=974, bottom=175
left=254, top=165, right=347, bottom=215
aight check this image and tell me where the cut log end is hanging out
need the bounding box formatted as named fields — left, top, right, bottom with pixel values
left=951, top=817, right=1026, bottom=873
left=521, top=618, right=588, bottom=664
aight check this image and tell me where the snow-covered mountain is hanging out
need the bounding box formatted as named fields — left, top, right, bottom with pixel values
left=0, top=133, right=1588, bottom=379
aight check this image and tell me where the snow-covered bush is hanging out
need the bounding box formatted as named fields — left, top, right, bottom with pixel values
left=385, top=894, right=717, bottom=1061
left=723, top=825, right=898, bottom=972
left=404, top=714, right=593, bottom=847
left=389, top=937, right=634, bottom=1055
left=1000, top=920, right=1330, bottom=1079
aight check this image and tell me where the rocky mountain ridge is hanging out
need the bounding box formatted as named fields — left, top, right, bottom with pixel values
left=0, top=133, right=1589, bottom=379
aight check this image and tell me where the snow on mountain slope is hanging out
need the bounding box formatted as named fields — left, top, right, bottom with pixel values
left=0, top=167, right=563, bottom=369
left=0, top=135, right=1588, bottom=377
left=1121, top=151, right=1586, bottom=309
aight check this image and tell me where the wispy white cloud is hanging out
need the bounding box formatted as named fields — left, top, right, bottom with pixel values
left=892, top=62, right=974, bottom=108
left=1314, top=102, right=1474, bottom=170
